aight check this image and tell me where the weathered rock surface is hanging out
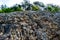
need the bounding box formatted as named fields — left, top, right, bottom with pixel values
left=0, top=11, right=60, bottom=40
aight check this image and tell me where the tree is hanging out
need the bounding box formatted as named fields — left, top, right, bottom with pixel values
left=21, top=0, right=32, bottom=10
left=33, top=1, right=45, bottom=7
left=11, top=4, right=22, bottom=11
left=32, top=5, right=39, bottom=11
left=0, top=5, right=8, bottom=13
left=1, top=5, right=7, bottom=10
left=45, top=4, right=60, bottom=13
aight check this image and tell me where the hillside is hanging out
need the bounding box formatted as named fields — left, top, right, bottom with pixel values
left=0, top=11, right=60, bottom=40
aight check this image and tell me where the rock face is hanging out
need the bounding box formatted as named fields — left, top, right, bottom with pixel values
left=0, top=11, right=60, bottom=40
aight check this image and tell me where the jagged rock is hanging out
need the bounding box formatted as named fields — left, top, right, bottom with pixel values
left=0, top=11, right=60, bottom=40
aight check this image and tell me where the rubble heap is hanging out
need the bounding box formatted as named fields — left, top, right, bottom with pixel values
left=0, top=11, right=60, bottom=40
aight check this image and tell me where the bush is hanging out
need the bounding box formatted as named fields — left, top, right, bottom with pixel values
left=2, top=8, right=14, bottom=13
left=46, top=5, right=60, bottom=13
left=32, top=5, right=39, bottom=11
left=0, top=10, right=3, bottom=13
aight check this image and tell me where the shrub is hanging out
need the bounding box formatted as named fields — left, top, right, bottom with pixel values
left=32, top=5, right=39, bottom=11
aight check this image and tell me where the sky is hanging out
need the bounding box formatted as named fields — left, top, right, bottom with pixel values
left=0, top=0, right=60, bottom=7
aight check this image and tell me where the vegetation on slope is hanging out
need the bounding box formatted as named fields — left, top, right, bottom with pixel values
left=0, top=0, right=60, bottom=13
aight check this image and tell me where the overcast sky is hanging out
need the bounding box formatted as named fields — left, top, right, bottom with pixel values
left=0, top=0, right=60, bottom=7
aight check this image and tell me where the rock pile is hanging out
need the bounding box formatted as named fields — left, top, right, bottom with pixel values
left=0, top=11, right=60, bottom=40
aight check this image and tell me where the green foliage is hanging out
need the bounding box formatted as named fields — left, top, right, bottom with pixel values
left=2, top=8, right=14, bottom=13
left=0, top=10, right=3, bottom=13
left=0, top=5, right=12, bottom=13
left=11, top=5, right=22, bottom=11
left=0, top=4, right=23, bottom=13
left=16, top=7, right=23, bottom=11
left=0, top=0, right=60, bottom=13
left=46, top=5, right=60, bottom=13
left=33, top=1, right=45, bottom=7
left=32, top=5, right=39, bottom=11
